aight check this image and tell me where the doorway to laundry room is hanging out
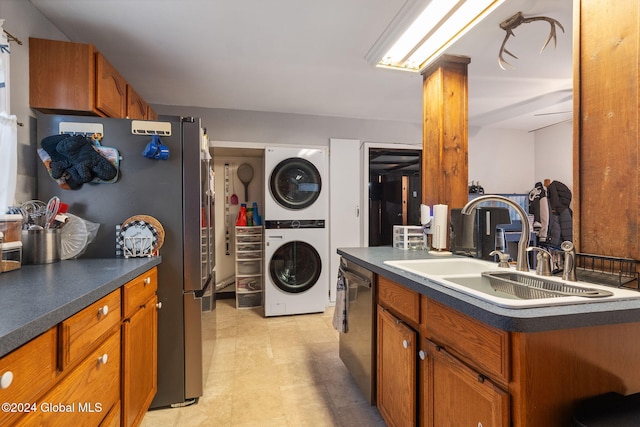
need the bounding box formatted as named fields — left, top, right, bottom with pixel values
left=211, top=147, right=265, bottom=304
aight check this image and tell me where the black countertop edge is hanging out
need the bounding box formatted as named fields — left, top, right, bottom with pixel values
left=337, top=247, right=640, bottom=333
left=0, top=257, right=161, bottom=358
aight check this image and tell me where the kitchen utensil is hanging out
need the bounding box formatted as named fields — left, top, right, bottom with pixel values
left=230, top=164, right=239, bottom=205
left=237, top=163, right=254, bottom=202
left=60, top=213, right=89, bottom=260
left=44, top=196, right=60, bottom=229
left=20, top=200, right=46, bottom=228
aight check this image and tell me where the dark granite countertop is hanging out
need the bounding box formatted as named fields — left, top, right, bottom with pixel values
left=338, top=247, right=640, bottom=333
left=0, top=257, right=161, bottom=357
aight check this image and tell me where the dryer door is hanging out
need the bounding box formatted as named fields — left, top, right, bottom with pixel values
left=269, top=157, right=321, bottom=210
left=269, top=240, right=321, bottom=293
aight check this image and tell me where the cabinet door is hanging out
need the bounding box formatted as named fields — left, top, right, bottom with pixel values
left=29, top=38, right=96, bottom=114
left=95, top=52, right=127, bottom=118
left=425, top=339, right=509, bottom=427
left=122, top=295, right=158, bottom=427
left=126, top=85, right=149, bottom=120
left=377, top=305, right=416, bottom=427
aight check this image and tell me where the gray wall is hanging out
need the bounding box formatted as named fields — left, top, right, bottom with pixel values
left=153, top=104, right=422, bottom=147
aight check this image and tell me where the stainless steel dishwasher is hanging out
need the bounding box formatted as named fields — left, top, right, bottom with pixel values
left=338, top=256, right=376, bottom=405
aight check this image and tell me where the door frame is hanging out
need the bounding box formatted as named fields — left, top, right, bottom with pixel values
left=362, top=142, right=422, bottom=247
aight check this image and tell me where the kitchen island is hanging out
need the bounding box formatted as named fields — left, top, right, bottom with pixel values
left=338, top=246, right=640, bottom=426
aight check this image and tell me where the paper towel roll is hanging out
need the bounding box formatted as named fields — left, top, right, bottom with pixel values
left=431, top=204, right=448, bottom=250
left=420, top=204, right=431, bottom=226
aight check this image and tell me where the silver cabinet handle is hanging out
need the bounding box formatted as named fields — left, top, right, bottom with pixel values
left=144, top=277, right=151, bottom=285
left=98, top=354, right=108, bottom=365
left=402, top=339, right=410, bottom=349
left=98, top=305, right=109, bottom=316
left=418, top=350, right=426, bottom=360
left=156, top=302, right=163, bottom=310
left=0, top=371, right=13, bottom=389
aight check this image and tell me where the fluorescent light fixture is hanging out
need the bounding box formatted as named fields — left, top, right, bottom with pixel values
left=367, top=0, right=505, bottom=72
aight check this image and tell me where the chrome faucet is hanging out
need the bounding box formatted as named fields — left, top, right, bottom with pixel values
left=561, top=240, right=577, bottom=281
left=526, top=246, right=552, bottom=276
left=461, top=195, right=530, bottom=272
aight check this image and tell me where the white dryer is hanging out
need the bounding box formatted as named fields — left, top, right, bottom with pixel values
left=264, top=220, right=328, bottom=316
left=264, top=147, right=328, bottom=221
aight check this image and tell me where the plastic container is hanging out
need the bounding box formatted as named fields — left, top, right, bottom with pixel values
left=252, top=202, right=261, bottom=226
left=0, top=241, right=22, bottom=273
left=246, top=207, right=254, bottom=226
left=393, top=226, right=426, bottom=250
left=0, top=214, right=23, bottom=243
left=236, top=204, right=247, bottom=226
left=21, top=229, right=61, bottom=264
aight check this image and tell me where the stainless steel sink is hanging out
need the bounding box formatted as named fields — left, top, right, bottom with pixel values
left=482, top=271, right=613, bottom=299
left=438, top=271, right=640, bottom=308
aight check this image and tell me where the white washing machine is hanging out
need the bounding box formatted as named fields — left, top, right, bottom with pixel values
left=264, top=147, right=328, bottom=221
left=264, top=220, right=328, bottom=316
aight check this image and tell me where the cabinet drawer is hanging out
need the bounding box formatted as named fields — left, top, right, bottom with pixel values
left=378, top=275, right=420, bottom=326
left=0, top=328, right=57, bottom=426
left=424, top=298, right=510, bottom=384
left=122, top=267, right=158, bottom=318
left=59, top=288, right=121, bottom=370
left=16, top=330, right=121, bottom=427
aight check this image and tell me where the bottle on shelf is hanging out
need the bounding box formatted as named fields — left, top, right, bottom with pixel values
left=236, top=203, right=247, bottom=226
left=246, top=207, right=254, bottom=226
left=252, top=202, right=261, bottom=226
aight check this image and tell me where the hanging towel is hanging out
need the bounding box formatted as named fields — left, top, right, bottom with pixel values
left=332, top=268, right=349, bottom=333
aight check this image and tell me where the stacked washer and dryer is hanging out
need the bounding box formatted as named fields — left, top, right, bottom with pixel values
left=263, top=147, right=329, bottom=316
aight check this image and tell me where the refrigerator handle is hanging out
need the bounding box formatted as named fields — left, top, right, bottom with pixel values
left=194, top=273, right=213, bottom=298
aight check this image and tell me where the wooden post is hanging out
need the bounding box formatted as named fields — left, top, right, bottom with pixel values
left=576, top=0, right=639, bottom=258
left=421, top=54, right=471, bottom=210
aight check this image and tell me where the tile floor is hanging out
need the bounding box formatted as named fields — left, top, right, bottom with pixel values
left=140, top=298, right=385, bottom=426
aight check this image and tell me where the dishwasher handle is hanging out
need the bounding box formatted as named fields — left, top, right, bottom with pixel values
left=339, top=266, right=372, bottom=289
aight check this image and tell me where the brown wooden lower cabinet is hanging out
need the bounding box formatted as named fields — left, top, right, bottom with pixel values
left=377, top=305, right=417, bottom=427
left=372, top=272, right=640, bottom=426
left=15, top=330, right=121, bottom=427
left=423, top=338, right=509, bottom=427
left=122, top=295, right=158, bottom=427
left=0, top=267, right=158, bottom=427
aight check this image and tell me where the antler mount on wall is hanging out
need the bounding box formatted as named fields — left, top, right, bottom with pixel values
left=498, top=11, right=564, bottom=70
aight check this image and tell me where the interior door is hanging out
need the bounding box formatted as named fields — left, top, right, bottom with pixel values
left=329, top=138, right=362, bottom=303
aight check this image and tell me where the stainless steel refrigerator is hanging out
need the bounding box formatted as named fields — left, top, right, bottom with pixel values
left=36, top=113, right=215, bottom=409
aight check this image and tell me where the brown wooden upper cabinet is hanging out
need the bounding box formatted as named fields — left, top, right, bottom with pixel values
left=29, top=38, right=157, bottom=119
left=126, top=85, right=149, bottom=120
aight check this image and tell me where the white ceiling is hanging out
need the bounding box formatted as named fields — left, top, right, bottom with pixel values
left=29, top=0, right=573, bottom=132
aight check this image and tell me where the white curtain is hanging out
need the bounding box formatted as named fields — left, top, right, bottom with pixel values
left=0, top=19, right=10, bottom=114
left=0, top=20, right=16, bottom=215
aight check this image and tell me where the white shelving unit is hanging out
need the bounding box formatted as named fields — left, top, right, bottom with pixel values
left=235, top=226, right=264, bottom=308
